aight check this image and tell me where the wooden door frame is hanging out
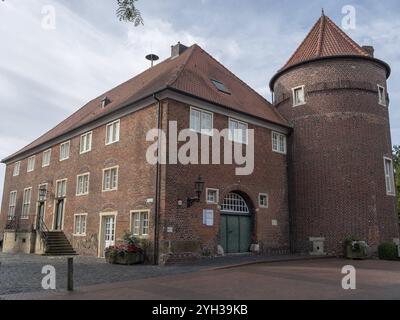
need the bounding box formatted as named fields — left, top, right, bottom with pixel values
left=35, top=201, right=46, bottom=230
left=51, top=198, right=67, bottom=231
left=98, top=211, right=118, bottom=258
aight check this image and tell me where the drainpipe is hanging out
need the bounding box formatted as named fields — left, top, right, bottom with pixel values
left=153, top=93, right=162, bottom=265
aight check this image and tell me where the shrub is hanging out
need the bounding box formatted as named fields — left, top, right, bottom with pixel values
left=378, top=243, right=399, bottom=261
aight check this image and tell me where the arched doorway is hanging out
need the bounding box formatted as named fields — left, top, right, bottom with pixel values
left=219, top=192, right=253, bottom=253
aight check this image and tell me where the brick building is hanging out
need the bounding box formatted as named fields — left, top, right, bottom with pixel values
left=1, top=14, right=398, bottom=263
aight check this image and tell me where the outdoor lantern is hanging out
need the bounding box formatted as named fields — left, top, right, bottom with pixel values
left=39, top=187, right=47, bottom=202
left=194, top=176, right=204, bottom=198
left=187, top=176, right=205, bottom=208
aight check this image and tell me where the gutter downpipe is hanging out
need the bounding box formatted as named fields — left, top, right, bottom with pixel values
left=153, top=93, right=162, bottom=265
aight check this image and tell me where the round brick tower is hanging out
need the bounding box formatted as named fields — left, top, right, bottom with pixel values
left=270, top=13, right=399, bottom=255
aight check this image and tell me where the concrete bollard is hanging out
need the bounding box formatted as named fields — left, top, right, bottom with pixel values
left=67, top=257, right=74, bottom=291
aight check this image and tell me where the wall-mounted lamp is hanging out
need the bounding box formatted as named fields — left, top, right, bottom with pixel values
left=38, top=187, right=47, bottom=202
left=187, top=176, right=205, bottom=208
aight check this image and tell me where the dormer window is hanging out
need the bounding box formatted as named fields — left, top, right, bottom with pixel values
left=292, top=86, right=305, bottom=106
left=101, top=97, right=111, bottom=108
left=378, top=85, right=387, bottom=106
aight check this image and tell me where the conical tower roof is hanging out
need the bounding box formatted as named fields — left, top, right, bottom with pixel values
left=282, top=13, right=370, bottom=70
left=270, top=12, right=390, bottom=89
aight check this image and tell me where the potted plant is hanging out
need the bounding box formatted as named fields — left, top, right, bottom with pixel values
left=344, top=236, right=368, bottom=260
left=105, top=233, right=144, bottom=265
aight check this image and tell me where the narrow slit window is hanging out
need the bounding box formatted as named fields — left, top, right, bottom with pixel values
left=384, top=157, right=395, bottom=196
left=378, top=85, right=387, bottom=106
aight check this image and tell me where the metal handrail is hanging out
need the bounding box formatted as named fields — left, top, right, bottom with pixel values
left=5, top=216, right=17, bottom=230
left=37, top=216, right=49, bottom=247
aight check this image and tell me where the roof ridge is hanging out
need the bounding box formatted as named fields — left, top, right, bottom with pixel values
left=325, top=16, right=368, bottom=56
left=195, top=45, right=267, bottom=103
left=166, top=45, right=197, bottom=87
left=191, top=45, right=288, bottom=124
left=280, top=17, right=322, bottom=71
left=316, top=14, right=326, bottom=56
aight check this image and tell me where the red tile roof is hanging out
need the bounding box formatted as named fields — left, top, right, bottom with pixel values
left=281, top=13, right=370, bottom=71
left=4, top=44, right=288, bottom=162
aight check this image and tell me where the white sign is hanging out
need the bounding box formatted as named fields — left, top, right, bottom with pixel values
left=203, top=209, right=214, bottom=226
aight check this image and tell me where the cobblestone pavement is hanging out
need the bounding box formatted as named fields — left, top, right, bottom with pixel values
left=0, top=252, right=310, bottom=296
left=2, top=258, right=400, bottom=300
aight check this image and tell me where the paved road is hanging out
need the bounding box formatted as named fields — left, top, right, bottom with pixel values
left=2, top=257, right=400, bottom=300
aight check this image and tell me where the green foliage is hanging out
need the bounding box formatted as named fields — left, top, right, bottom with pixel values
left=344, top=235, right=361, bottom=244
left=393, top=146, right=400, bottom=220
left=378, top=242, right=399, bottom=260
left=123, top=231, right=141, bottom=246
left=116, top=0, right=144, bottom=26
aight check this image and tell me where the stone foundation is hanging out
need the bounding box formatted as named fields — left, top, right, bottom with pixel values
left=2, top=231, right=36, bottom=254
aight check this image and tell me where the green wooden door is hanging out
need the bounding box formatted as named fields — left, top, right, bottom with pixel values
left=220, top=214, right=252, bottom=254
left=239, top=216, right=252, bottom=252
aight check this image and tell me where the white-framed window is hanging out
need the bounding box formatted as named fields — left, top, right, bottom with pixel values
left=229, top=118, right=248, bottom=144
left=384, top=157, right=395, bottom=196
left=105, top=120, right=120, bottom=145
left=190, top=107, right=213, bottom=135
left=292, top=85, right=305, bottom=106
left=131, top=211, right=149, bottom=237
left=378, top=85, right=387, bottom=106
left=203, top=209, right=214, bottom=226
left=42, top=149, right=51, bottom=167
left=60, top=141, right=70, bottom=161
left=272, top=131, right=287, bottom=154
left=74, top=214, right=87, bottom=236
left=76, top=173, right=90, bottom=196
left=13, top=162, right=20, bottom=176
left=259, top=193, right=269, bottom=208
left=56, top=179, right=67, bottom=198
left=27, top=156, right=35, bottom=172
left=206, top=188, right=219, bottom=204
left=21, top=188, right=32, bottom=219
left=102, top=166, right=118, bottom=192
left=8, top=191, right=17, bottom=220
left=80, top=132, right=92, bottom=154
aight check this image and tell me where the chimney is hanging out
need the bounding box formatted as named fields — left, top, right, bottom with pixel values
left=171, top=42, right=188, bottom=58
left=362, top=45, right=374, bottom=57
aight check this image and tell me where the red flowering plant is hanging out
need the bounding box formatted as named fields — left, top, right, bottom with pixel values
left=105, top=232, right=143, bottom=258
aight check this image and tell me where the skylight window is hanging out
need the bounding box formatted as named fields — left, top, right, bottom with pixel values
left=211, top=79, right=231, bottom=95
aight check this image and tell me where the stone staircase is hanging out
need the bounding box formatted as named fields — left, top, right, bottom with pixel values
left=42, top=231, right=77, bottom=256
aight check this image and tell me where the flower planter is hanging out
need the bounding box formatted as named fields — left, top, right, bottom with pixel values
left=105, top=251, right=144, bottom=265
left=345, top=241, right=368, bottom=260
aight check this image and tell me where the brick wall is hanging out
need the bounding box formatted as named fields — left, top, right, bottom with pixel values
left=159, top=99, right=290, bottom=261
left=0, top=97, right=291, bottom=262
left=273, top=58, right=400, bottom=254
left=0, top=104, right=160, bottom=258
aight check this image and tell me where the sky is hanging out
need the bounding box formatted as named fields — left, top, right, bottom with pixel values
left=0, top=0, right=399, bottom=202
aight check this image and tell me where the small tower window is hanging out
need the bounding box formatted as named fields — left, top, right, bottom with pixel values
left=378, top=85, right=387, bottom=106
left=292, top=86, right=305, bottom=106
